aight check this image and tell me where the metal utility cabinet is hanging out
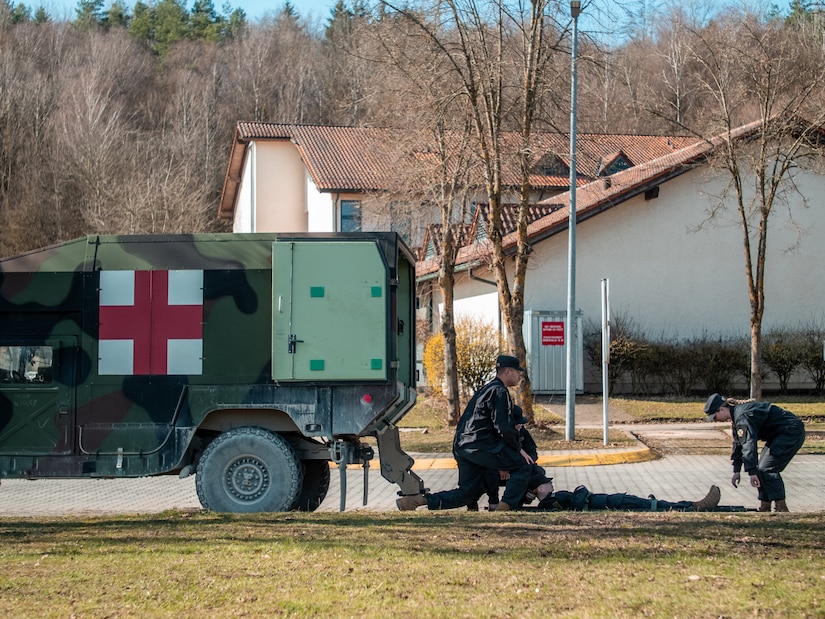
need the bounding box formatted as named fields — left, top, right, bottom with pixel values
left=523, top=309, right=583, bottom=394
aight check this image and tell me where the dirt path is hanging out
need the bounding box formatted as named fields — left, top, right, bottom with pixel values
left=534, top=396, right=733, bottom=455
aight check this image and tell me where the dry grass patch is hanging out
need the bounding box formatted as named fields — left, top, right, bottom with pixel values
left=615, top=396, right=825, bottom=422
left=400, top=396, right=635, bottom=453
left=616, top=398, right=825, bottom=455
left=399, top=395, right=825, bottom=454
left=1, top=511, right=824, bottom=618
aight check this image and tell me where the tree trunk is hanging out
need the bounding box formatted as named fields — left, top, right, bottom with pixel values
left=750, top=320, right=762, bottom=399
left=440, top=247, right=461, bottom=424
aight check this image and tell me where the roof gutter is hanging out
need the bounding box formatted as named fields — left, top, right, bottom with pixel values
left=525, top=159, right=706, bottom=248
left=415, top=259, right=486, bottom=284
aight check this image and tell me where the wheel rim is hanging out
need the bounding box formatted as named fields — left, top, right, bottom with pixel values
left=225, top=456, right=270, bottom=502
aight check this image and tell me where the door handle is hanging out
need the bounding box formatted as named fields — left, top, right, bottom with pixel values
left=288, top=334, right=304, bottom=354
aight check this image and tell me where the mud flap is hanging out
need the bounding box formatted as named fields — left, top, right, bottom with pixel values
left=375, top=424, right=426, bottom=496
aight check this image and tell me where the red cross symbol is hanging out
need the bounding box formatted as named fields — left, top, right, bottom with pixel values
left=99, top=271, right=202, bottom=375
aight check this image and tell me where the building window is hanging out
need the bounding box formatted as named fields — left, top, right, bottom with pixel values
left=533, top=154, right=569, bottom=176
left=341, top=200, right=361, bottom=232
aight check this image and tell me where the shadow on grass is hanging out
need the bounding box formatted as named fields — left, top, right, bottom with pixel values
left=2, top=510, right=824, bottom=562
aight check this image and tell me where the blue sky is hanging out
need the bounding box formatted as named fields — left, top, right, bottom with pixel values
left=227, top=0, right=339, bottom=22
left=37, top=0, right=796, bottom=26
left=38, top=0, right=340, bottom=22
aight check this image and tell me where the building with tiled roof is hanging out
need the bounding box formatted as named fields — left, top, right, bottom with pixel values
left=218, top=119, right=825, bottom=392
left=419, top=224, right=475, bottom=261
left=218, top=122, right=697, bottom=238
left=417, top=118, right=825, bottom=391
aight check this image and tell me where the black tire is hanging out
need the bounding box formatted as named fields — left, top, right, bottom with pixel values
left=290, top=460, right=331, bottom=512
left=196, top=427, right=303, bottom=513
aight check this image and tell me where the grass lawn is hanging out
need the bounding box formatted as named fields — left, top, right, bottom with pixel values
left=400, top=395, right=825, bottom=454
left=614, top=397, right=825, bottom=455
left=613, top=397, right=825, bottom=423
left=1, top=511, right=823, bottom=618
left=399, top=395, right=636, bottom=453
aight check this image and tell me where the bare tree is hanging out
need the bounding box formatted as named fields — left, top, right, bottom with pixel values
left=0, top=22, right=71, bottom=254
left=409, top=118, right=477, bottom=425
left=222, top=11, right=322, bottom=124
left=49, top=29, right=153, bottom=234
left=360, top=13, right=478, bottom=422
left=653, top=10, right=694, bottom=126
left=384, top=0, right=567, bottom=419
left=510, top=0, right=567, bottom=414
left=318, top=1, right=373, bottom=125
left=156, top=40, right=228, bottom=232
left=684, top=11, right=825, bottom=398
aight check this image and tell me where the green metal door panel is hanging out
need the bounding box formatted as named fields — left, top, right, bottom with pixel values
left=0, top=336, right=75, bottom=456
left=272, top=241, right=388, bottom=381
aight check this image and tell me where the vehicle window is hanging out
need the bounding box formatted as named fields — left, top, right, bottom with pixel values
left=0, top=345, right=54, bottom=384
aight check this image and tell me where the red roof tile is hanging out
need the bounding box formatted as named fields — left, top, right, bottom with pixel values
left=416, top=120, right=766, bottom=276
left=420, top=223, right=475, bottom=261
left=219, top=123, right=700, bottom=220
left=474, top=203, right=563, bottom=238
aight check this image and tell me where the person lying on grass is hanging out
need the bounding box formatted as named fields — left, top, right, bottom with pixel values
left=524, top=479, right=721, bottom=512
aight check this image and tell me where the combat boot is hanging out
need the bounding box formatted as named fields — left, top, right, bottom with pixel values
left=774, top=499, right=789, bottom=512
left=396, top=494, right=427, bottom=511
left=493, top=501, right=511, bottom=511
left=758, top=500, right=772, bottom=512
left=691, top=485, right=721, bottom=511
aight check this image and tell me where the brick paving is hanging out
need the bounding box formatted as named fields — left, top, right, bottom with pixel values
left=0, top=449, right=821, bottom=515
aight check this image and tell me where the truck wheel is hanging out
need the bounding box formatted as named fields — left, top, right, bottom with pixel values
left=290, top=460, right=331, bottom=511
left=196, top=427, right=302, bottom=513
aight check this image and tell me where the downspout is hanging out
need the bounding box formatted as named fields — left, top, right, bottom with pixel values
left=427, top=281, right=434, bottom=334
left=468, top=269, right=496, bottom=288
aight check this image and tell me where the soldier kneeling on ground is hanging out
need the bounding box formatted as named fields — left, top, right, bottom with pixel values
left=526, top=479, right=721, bottom=512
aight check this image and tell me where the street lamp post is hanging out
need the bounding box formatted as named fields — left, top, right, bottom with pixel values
left=565, top=0, right=581, bottom=441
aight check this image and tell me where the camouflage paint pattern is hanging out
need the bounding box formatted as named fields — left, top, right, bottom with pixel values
left=0, top=232, right=417, bottom=483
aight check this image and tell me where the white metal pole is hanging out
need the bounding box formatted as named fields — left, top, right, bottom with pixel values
left=565, top=1, right=581, bottom=441
left=601, top=278, right=610, bottom=445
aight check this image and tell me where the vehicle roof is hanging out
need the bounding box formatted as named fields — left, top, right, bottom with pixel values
left=0, top=232, right=408, bottom=273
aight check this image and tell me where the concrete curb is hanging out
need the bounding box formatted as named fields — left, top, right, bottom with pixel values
left=411, top=422, right=660, bottom=469
left=408, top=446, right=656, bottom=470
left=537, top=446, right=657, bottom=466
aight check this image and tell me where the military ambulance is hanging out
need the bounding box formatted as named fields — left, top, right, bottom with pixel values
left=0, top=232, right=425, bottom=512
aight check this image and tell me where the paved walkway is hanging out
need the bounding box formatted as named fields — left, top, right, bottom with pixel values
left=0, top=422, right=820, bottom=515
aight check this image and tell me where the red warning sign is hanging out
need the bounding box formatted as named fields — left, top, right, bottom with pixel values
left=541, top=321, right=564, bottom=346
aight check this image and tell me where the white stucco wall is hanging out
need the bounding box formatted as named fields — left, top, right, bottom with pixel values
left=244, top=141, right=307, bottom=233
left=233, top=143, right=255, bottom=232
left=306, top=174, right=335, bottom=232
left=439, top=165, right=825, bottom=344
left=451, top=290, right=501, bottom=331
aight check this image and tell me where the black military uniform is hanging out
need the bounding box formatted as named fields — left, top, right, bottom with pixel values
left=471, top=405, right=548, bottom=510
left=422, top=356, right=533, bottom=510
left=533, top=485, right=716, bottom=512
left=706, top=394, right=805, bottom=504
left=728, top=401, right=805, bottom=503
